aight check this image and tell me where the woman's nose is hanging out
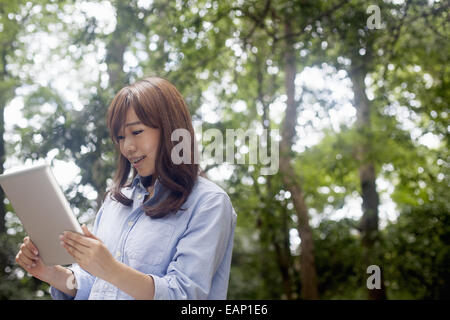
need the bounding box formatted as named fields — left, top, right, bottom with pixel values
left=123, top=138, right=136, bottom=154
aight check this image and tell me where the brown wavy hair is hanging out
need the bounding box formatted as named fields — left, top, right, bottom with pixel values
left=106, top=77, right=199, bottom=218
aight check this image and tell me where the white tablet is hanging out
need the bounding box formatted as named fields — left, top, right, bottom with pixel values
left=0, top=163, right=82, bottom=265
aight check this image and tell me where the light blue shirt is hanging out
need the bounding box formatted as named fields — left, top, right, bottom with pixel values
left=50, top=175, right=237, bottom=300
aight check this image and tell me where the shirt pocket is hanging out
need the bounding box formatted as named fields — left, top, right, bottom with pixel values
left=125, top=216, right=175, bottom=266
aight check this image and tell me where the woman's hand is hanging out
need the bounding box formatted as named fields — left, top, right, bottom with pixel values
left=15, top=236, right=57, bottom=283
left=60, top=224, right=117, bottom=280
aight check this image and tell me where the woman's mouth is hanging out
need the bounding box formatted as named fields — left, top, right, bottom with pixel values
left=130, top=156, right=146, bottom=168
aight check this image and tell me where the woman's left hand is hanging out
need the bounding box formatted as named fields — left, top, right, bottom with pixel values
left=60, top=225, right=116, bottom=280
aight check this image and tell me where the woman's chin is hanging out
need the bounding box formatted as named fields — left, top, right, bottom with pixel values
left=137, top=167, right=154, bottom=177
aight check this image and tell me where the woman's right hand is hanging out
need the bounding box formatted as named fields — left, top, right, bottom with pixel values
left=15, top=236, right=56, bottom=282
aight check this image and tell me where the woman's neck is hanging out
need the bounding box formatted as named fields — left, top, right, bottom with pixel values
left=140, top=174, right=154, bottom=188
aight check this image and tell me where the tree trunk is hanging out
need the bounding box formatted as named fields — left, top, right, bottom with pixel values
left=105, top=1, right=131, bottom=90
left=0, top=48, right=10, bottom=235
left=255, top=55, right=294, bottom=300
left=0, top=49, right=17, bottom=278
left=274, top=240, right=294, bottom=299
left=0, top=103, right=5, bottom=235
left=92, top=0, right=131, bottom=210
left=349, top=65, right=387, bottom=300
left=279, top=20, right=319, bottom=300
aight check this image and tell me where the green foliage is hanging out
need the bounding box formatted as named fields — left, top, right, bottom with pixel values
left=313, top=218, right=366, bottom=299
left=382, top=194, right=449, bottom=299
left=0, top=232, right=51, bottom=300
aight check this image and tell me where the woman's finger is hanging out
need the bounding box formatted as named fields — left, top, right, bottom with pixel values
left=16, top=252, right=36, bottom=269
left=61, top=235, right=89, bottom=255
left=63, top=231, right=96, bottom=248
left=82, top=224, right=99, bottom=240
left=20, top=243, right=39, bottom=262
left=24, top=237, right=39, bottom=255
left=61, top=239, right=83, bottom=260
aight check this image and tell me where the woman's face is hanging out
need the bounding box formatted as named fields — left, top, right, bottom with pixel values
left=118, top=107, right=160, bottom=177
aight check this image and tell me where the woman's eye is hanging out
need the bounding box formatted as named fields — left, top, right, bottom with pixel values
left=116, top=130, right=142, bottom=142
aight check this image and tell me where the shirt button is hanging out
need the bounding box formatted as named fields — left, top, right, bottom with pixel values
left=115, top=251, right=121, bottom=258
left=128, top=221, right=133, bottom=227
left=137, top=194, right=142, bottom=200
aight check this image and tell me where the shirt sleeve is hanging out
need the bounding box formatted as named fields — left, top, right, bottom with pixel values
left=50, top=264, right=95, bottom=300
left=50, top=197, right=107, bottom=300
left=150, top=192, right=235, bottom=300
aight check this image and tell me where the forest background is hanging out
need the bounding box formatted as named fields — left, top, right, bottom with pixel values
left=0, top=0, right=448, bottom=300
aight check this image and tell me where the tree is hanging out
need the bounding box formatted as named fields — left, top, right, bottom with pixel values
left=0, top=0, right=67, bottom=299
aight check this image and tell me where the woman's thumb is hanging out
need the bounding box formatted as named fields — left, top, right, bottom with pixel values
left=82, top=224, right=97, bottom=239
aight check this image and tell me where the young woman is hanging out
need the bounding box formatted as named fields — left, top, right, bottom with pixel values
left=15, top=77, right=237, bottom=299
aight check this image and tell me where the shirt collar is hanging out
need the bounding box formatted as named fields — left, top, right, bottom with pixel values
left=131, top=175, right=140, bottom=188
left=131, top=174, right=164, bottom=198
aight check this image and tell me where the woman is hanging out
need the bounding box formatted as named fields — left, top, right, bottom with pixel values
left=15, top=77, right=237, bottom=299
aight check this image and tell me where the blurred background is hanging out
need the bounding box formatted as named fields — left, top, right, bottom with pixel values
left=0, top=0, right=448, bottom=299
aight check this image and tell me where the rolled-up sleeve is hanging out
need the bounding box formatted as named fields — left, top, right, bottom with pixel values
left=50, top=264, right=95, bottom=300
left=151, top=192, right=234, bottom=300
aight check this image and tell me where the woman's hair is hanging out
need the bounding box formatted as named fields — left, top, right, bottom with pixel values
left=106, top=77, right=199, bottom=218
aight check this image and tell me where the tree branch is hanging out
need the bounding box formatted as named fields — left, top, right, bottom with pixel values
left=272, top=0, right=350, bottom=42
